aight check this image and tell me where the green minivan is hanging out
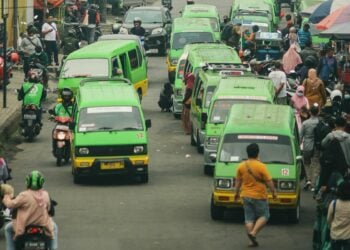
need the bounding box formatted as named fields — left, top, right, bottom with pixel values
left=58, top=39, right=148, bottom=98
left=211, top=104, right=302, bottom=223
left=172, top=43, right=241, bottom=119
left=203, top=75, right=275, bottom=175
left=181, top=4, right=221, bottom=41
left=167, top=17, right=216, bottom=83
left=71, top=78, right=151, bottom=184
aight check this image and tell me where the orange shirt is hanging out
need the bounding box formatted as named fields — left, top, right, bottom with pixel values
left=236, top=159, right=272, bottom=200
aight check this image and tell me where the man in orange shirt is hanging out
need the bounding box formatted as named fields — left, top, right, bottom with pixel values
left=234, top=143, right=277, bottom=247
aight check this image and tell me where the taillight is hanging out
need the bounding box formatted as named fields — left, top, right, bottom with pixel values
left=28, top=227, right=40, bottom=234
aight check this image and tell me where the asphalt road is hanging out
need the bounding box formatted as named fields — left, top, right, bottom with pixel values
left=0, top=1, right=317, bottom=249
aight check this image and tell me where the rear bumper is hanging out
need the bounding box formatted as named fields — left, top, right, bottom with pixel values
left=212, top=191, right=299, bottom=209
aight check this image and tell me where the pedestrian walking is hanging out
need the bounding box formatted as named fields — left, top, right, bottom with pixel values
left=234, top=143, right=277, bottom=247
left=268, top=61, right=287, bottom=104
left=300, top=104, right=320, bottom=191
left=297, top=23, right=311, bottom=49
left=300, top=40, right=319, bottom=67
left=327, top=180, right=350, bottom=250
left=317, top=47, right=338, bottom=89
left=303, top=68, right=327, bottom=108
left=42, top=15, right=59, bottom=66
left=282, top=44, right=302, bottom=74
left=20, top=27, right=42, bottom=78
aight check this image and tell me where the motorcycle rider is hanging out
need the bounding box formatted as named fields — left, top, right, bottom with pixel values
left=2, top=170, right=58, bottom=250
left=60, top=28, right=80, bottom=58
left=28, top=46, right=49, bottom=88
left=50, top=88, right=74, bottom=154
left=17, top=71, right=47, bottom=127
left=130, top=17, right=146, bottom=37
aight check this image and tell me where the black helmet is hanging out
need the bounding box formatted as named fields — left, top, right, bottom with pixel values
left=61, top=88, right=73, bottom=103
left=252, top=25, right=259, bottom=33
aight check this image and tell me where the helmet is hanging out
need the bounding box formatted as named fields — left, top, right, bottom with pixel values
left=10, top=52, right=20, bottom=63
left=330, top=89, right=342, bottom=101
left=26, top=170, right=45, bottom=190
left=133, top=17, right=142, bottom=24
left=61, top=88, right=73, bottom=103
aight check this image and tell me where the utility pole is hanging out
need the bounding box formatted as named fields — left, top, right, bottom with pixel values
left=13, top=0, right=18, bottom=49
left=2, top=0, right=8, bottom=108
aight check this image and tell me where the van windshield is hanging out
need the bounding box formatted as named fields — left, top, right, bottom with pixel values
left=210, top=99, right=269, bottom=123
left=172, top=32, right=214, bottom=50
left=125, top=10, right=162, bottom=24
left=62, top=59, right=109, bottom=78
left=208, top=18, right=220, bottom=32
left=78, top=106, right=143, bottom=132
left=219, top=134, right=293, bottom=164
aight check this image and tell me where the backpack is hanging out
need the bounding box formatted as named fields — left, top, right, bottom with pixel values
left=314, top=120, right=332, bottom=150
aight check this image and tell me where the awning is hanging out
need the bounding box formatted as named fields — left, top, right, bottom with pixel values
left=319, top=22, right=350, bottom=40
left=34, top=0, right=64, bottom=9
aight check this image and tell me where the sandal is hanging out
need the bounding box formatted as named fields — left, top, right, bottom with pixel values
left=247, top=233, right=259, bottom=247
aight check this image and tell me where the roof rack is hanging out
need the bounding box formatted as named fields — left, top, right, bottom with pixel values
left=80, top=77, right=131, bottom=86
left=202, top=63, right=250, bottom=72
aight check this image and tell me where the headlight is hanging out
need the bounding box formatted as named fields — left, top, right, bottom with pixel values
left=134, top=146, right=144, bottom=154
left=279, top=180, right=296, bottom=191
left=215, top=178, right=233, bottom=189
left=151, top=27, right=163, bottom=35
left=78, top=147, right=89, bottom=155
left=170, top=58, right=178, bottom=65
left=206, top=136, right=219, bottom=146
left=175, top=89, right=183, bottom=96
left=57, top=132, right=66, bottom=140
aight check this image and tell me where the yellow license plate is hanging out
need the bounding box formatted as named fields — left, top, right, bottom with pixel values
left=101, top=161, right=124, bottom=170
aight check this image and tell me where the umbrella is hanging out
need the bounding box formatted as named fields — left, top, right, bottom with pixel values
left=316, top=3, right=350, bottom=30
left=319, top=22, right=350, bottom=40
left=309, top=0, right=348, bottom=24
left=300, top=3, right=322, bottom=16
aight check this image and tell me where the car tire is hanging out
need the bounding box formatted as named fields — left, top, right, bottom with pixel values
left=196, top=131, right=204, bottom=154
left=288, top=197, right=300, bottom=223
left=190, top=126, right=196, bottom=146
left=173, top=113, right=181, bottom=119
left=73, top=172, right=82, bottom=184
left=204, top=165, right=213, bottom=176
left=168, top=72, right=174, bottom=84
left=211, top=197, right=225, bottom=220
left=139, top=173, right=149, bottom=183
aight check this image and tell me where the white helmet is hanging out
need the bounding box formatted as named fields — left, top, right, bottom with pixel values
left=330, top=89, right=342, bottom=101
left=134, top=17, right=142, bottom=24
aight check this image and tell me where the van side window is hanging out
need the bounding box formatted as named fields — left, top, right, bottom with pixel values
left=111, top=57, right=119, bottom=76
left=136, top=47, right=143, bottom=67
left=184, top=61, right=193, bottom=76
left=128, top=49, right=138, bottom=69
left=193, top=77, right=203, bottom=107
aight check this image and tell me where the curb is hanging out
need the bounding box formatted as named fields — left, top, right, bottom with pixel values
left=0, top=108, right=21, bottom=143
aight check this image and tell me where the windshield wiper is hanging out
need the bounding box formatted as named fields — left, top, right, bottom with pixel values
left=264, top=160, right=289, bottom=164
left=97, top=127, right=113, bottom=131
left=121, top=127, right=141, bottom=131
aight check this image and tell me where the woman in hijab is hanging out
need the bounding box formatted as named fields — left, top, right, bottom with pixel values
left=182, top=73, right=195, bottom=135
left=290, top=85, right=310, bottom=128
left=283, top=44, right=302, bottom=74
left=303, top=68, right=327, bottom=108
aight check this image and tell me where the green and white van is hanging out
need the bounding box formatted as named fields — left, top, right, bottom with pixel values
left=167, top=17, right=216, bottom=83
left=211, top=104, right=302, bottom=223
left=58, top=39, right=148, bottom=99
left=71, top=78, right=151, bottom=184
left=172, top=43, right=241, bottom=119
left=181, top=4, right=221, bottom=41
left=203, top=75, right=275, bottom=175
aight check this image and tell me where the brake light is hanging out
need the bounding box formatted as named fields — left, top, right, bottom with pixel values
left=28, top=227, right=39, bottom=234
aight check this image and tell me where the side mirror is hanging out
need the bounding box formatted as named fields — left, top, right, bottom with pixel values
left=195, top=98, right=202, bottom=107
left=209, top=153, right=217, bottom=163
left=201, top=113, right=208, bottom=123
left=296, top=155, right=303, bottom=161
left=145, top=119, right=152, bottom=130
left=69, top=122, right=76, bottom=130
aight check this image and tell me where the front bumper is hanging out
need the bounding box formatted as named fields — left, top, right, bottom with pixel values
left=212, top=190, right=299, bottom=209
left=204, top=146, right=217, bottom=167
left=72, top=156, right=148, bottom=177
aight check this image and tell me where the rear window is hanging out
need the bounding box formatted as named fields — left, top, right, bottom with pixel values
left=172, top=32, right=214, bottom=50
left=219, top=134, right=293, bottom=165
left=62, top=59, right=109, bottom=78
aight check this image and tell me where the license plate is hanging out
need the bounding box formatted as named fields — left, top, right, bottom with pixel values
left=25, top=241, right=45, bottom=248
left=24, top=114, right=37, bottom=120
left=101, top=161, right=124, bottom=170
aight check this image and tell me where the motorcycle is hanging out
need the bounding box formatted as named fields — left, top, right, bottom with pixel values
left=0, top=48, right=19, bottom=88
left=49, top=112, right=72, bottom=166
left=15, top=225, right=51, bottom=250
left=21, top=104, right=42, bottom=142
